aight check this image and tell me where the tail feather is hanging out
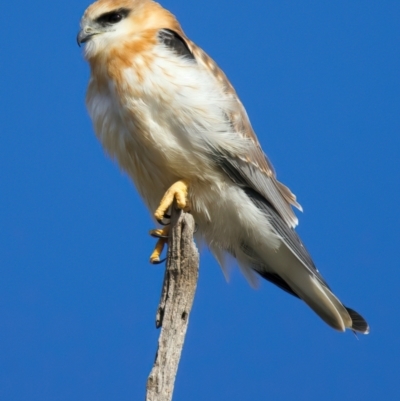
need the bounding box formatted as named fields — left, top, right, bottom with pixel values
left=280, top=272, right=369, bottom=334
left=284, top=273, right=347, bottom=332
left=275, top=272, right=369, bottom=334
left=240, top=185, right=369, bottom=334
left=346, top=307, right=370, bottom=334
left=254, top=244, right=369, bottom=333
left=230, top=238, right=369, bottom=334
left=319, top=284, right=353, bottom=329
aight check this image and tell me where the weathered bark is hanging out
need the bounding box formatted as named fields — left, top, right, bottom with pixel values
left=146, top=208, right=199, bottom=401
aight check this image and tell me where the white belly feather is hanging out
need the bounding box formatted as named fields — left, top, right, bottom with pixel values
left=86, top=45, right=280, bottom=282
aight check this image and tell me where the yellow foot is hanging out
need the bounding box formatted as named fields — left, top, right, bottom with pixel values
left=149, top=227, right=170, bottom=264
left=149, top=238, right=167, bottom=264
left=154, top=179, right=189, bottom=223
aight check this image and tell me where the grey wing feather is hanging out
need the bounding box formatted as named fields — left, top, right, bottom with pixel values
left=214, top=152, right=300, bottom=228
left=243, top=187, right=330, bottom=289
left=179, top=34, right=301, bottom=228
left=175, top=32, right=369, bottom=334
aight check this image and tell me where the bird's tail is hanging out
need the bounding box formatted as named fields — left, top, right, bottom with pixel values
left=279, top=268, right=369, bottom=334
left=247, top=242, right=370, bottom=334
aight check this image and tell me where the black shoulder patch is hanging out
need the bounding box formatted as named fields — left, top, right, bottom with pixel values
left=158, top=29, right=195, bottom=61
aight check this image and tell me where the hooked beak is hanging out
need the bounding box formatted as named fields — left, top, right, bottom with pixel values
left=77, top=29, right=96, bottom=47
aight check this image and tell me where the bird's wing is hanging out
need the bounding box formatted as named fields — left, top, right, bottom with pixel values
left=159, top=28, right=301, bottom=229
left=243, top=187, right=330, bottom=288
left=156, top=28, right=328, bottom=284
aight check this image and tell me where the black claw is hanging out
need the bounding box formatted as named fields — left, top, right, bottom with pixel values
left=151, top=257, right=167, bottom=265
left=164, top=213, right=171, bottom=219
left=157, top=219, right=170, bottom=226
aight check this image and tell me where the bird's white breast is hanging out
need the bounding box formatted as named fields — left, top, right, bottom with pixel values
left=86, top=44, right=242, bottom=210
left=86, top=39, right=281, bottom=284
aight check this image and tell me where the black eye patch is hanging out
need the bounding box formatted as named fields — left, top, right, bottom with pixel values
left=95, top=8, right=131, bottom=26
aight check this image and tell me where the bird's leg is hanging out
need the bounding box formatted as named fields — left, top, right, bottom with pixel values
left=154, top=180, right=190, bottom=223
left=149, top=237, right=168, bottom=265
left=149, top=227, right=170, bottom=264
left=149, top=180, right=190, bottom=264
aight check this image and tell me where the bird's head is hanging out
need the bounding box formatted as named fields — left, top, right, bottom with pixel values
left=77, top=0, right=177, bottom=60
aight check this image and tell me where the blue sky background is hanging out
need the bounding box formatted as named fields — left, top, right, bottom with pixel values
left=1, top=0, right=399, bottom=400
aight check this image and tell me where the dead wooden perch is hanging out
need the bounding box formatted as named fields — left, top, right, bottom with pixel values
left=146, top=207, right=199, bottom=401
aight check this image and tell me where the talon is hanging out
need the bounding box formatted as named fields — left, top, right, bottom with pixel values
left=154, top=179, right=190, bottom=222
left=150, top=238, right=167, bottom=264
left=151, top=180, right=189, bottom=264
left=149, top=227, right=170, bottom=239
left=151, top=257, right=167, bottom=265
left=156, top=211, right=171, bottom=226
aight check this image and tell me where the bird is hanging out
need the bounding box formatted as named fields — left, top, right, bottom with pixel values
left=77, top=0, right=369, bottom=334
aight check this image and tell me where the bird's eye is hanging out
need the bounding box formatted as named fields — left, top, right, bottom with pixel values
left=107, top=13, right=122, bottom=24
left=95, top=8, right=130, bottom=26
